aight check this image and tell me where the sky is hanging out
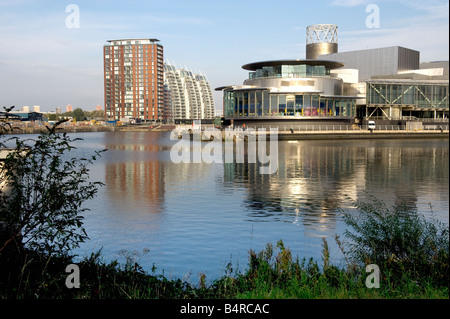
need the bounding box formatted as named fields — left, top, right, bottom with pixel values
left=0, top=0, right=448, bottom=112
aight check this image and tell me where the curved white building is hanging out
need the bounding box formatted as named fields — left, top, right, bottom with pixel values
left=164, top=63, right=215, bottom=120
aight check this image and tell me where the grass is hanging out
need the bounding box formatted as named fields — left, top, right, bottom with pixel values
left=0, top=239, right=447, bottom=299
left=0, top=198, right=448, bottom=299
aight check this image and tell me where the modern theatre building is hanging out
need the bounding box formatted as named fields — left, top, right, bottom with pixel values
left=218, top=58, right=357, bottom=120
left=216, top=24, right=449, bottom=128
left=216, top=24, right=358, bottom=126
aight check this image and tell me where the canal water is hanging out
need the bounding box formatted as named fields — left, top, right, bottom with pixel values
left=62, top=131, right=448, bottom=282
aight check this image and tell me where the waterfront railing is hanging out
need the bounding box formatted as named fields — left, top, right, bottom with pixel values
left=239, top=124, right=449, bottom=132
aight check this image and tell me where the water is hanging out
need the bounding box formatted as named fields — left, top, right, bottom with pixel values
left=60, top=131, right=448, bottom=282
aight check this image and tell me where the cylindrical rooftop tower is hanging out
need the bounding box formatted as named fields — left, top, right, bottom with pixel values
left=306, top=24, right=338, bottom=59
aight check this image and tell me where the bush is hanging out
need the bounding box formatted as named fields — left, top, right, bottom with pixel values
left=0, top=121, right=104, bottom=257
left=340, top=195, right=449, bottom=287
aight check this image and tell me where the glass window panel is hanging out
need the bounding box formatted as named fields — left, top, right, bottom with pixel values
left=311, top=95, right=319, bottom=116
left=249, top=91, right=255, bottom=116
left=243, top=92, right=249, bottom=116
left=335, top=100, right=342, bottom=116
left=331, top=100, right=336, bottom=116
left=256, top=69, right=263, bottom=78
left=256, top=91, right=262, bottom=116
left=263, top=91, right=270, bottom=115
left=270, top=95, right=278, bottom=115
left=319, top=98, right=326, bottom=116
left=279, top=95, right=287, bottom=115
left=286, top=95, right=295, bottom=116
left=237, top=92, right=243, bottom=116
left=295, top=95, right=303, bottom=116
left=402, top=85, right=414, bottom=104
left=304, top=95, right=311, bottom=116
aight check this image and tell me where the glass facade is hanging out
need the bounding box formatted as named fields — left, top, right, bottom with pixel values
left=224, top=90, right=356, bottom=118
left=249, top=64, right=332, bottom=80
left=221, top=60, right=358, bottom=119
left=367, top=82, right=449, bottom=109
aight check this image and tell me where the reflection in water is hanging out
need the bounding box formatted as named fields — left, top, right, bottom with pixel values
left=224, top=141, right=364, bottom=233
left=104, top=132, right=166, bottom=214
left=364, top=142, right=449, bottom=214
left=101, top=132, right=448, bottom=232
left=223, top=139, right=449, bottom=232
left=105, top=161, right=165, bottom=213
left=75, top=132, right=448, bottom=279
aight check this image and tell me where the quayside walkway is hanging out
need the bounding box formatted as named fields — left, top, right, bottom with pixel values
left=173, top=124, right=449, bottom=141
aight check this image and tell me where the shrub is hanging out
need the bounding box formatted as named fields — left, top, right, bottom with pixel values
left=341, top=195, right=449, bottom=287
left=0, top=122, right=104, bottom=257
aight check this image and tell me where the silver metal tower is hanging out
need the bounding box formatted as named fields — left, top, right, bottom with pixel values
left=306, top=24, right=338, bottom=59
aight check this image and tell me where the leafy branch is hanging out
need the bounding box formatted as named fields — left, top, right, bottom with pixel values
left=0, top=106, right=105, bottom=257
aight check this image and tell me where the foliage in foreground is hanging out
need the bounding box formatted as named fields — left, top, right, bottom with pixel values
left=340, top=196, right=449, bottom=288
left=0, top=116, right=105, bottom=258
left=0, top=233, right=447, bottom=299
left=1, top=197, right=448, bottom=299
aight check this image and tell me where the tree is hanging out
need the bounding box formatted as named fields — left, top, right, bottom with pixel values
left=73, top=108, right=85, bottom=121
left=0, top=107, right=105, bottom=257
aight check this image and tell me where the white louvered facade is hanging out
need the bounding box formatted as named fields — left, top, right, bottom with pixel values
left=164, top=63, right=215, bottom=120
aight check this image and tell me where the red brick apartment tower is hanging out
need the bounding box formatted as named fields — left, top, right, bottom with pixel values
left=104, top=39, right=164, bottom=122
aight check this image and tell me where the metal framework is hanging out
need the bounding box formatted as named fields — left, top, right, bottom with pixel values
left=367, top=82, right=449, bottom=109
left=366, top=81, right=449, bottom=119
left=306, top=24, right=338, bottom=45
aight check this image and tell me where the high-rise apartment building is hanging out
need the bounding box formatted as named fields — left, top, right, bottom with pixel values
left=104, top=39, right=164, bottom=121
left=164, top=63, right=215, bottom=120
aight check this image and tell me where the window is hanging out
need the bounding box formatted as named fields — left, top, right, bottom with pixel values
left=295, top=95, right=303, bottom=116
left=303, top=95, right=311, bottom=116
left=270, top=95, right=278, bottom=115
left=319, top=98, right=326, bottom=116
left=243, top=92, right=249, bottom=116
left=262, top=91, right=270, bottom=115
left=278, top=95, right=287, bottom=115
left=312, top=95, right=319, bottom=116
left=249, top=91, right=255, bottom=116
left=286, top=95, right=295, bottom=116
left=256, top=91, right=262, bottom=116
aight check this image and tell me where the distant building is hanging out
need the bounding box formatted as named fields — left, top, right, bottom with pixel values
left=164, top=63, right=215, bottom=120
left=1, top=111, right=43, bottom=122
left=216, top=25, right=359, bottom=126
left=216, top=24, right=448, bottom=125
left=163, top=83, right=172, bottom=122
left=320, top=46, right=420, bottom=82
left=56, top=107, right=62, bottom=114
left=321, top=47, right=449, bottom=119
left=33, top=105, right=40, bottom=113
left=66, top=104, right=73, bottom=112
left=103, top=38, right=164, bottom=122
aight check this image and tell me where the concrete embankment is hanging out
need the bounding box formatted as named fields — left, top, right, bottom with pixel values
left=180, top=129, right=449, bottom=141
left=4, top=124, right=176, bottom=134
left=5, top=124, right=448, bottom=140
left=275, top=130, right=449, bottom=140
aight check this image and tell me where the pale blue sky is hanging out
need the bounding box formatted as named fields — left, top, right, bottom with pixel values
left=0, top=0, right=448, bottom=112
